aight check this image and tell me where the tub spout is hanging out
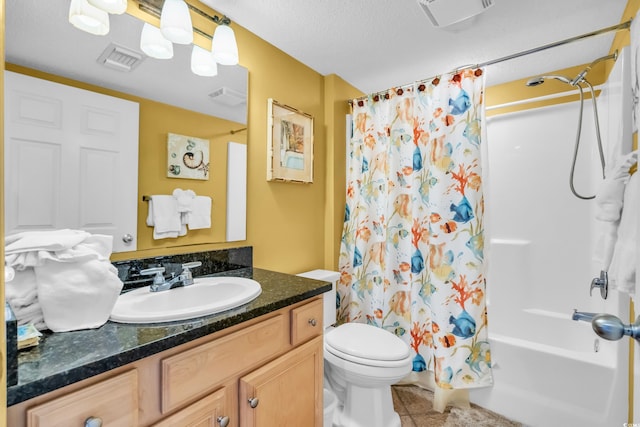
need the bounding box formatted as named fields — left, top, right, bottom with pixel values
left=572, top=309, right=597, bottom=323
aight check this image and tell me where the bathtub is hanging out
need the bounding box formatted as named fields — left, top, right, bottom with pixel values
left=469, top=306, right=628, bottom=427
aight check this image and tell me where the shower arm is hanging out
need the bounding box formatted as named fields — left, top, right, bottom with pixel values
left=570, top=50, right=618, bottom=86
left=573, top=310, right=640, bottom=342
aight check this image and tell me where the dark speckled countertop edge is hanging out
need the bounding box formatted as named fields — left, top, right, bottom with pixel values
left=7, top=267, right=331, bottom=406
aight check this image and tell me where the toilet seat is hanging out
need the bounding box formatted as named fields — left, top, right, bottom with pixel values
left=325, top=323, right=411, bottom=368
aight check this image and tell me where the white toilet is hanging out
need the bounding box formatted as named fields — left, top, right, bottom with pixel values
left=298, top=270, right=413, bottom=427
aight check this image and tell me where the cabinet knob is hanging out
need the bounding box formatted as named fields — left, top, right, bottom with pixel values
left=122, top=233, right=134, bottom=244
left=217, top=415, right=230, bottom=427
left=308, top=318, right=317, bottom=327
left=84, top=417, right=103, bottom=427
left=248, top=397, right=260, bottom=408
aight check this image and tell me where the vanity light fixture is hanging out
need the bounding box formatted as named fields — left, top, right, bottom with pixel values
left=68, top=0, right=110, bottom=35
left=210, top=17, right=238, bottom=66
left=191, top=45, right=218, bottom=76
left=140, top=23, right=174, bottom=59
left=87, top=0, right=127, bottom=15
left=160, top=0, right=194, bottom=44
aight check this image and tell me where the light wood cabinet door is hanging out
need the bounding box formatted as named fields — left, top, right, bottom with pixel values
left=239, top=336, right=323, bottom=427
left=153, top=387, right=230, bottom=427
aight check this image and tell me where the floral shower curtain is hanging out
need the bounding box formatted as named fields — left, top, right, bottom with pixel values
left=338, top=69, right=493, bottom=394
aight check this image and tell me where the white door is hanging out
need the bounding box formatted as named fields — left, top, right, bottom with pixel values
left=4, top=71, right=139, bottom=252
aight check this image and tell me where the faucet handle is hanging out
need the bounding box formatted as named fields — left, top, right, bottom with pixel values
left=180, top=261, right=201, bottom=286
left=590, top=270, right=608, bottom=299
left=140, top=267, right=166, bottom=285
left=182, top=261, right=202, bottom=271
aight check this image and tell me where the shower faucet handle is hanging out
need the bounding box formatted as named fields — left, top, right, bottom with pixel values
left=591, top=314, right=640, bottom=342
left=590, top=270, right=608, bottom=299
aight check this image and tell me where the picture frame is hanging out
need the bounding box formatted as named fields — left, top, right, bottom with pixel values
left=167, top=133, right=210, bottom=180
left=267, top=98, right=314, bottom=183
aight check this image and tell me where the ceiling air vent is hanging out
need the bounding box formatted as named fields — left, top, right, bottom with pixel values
left=417, top=0, right=494, bottom=28
left=209, top=87, right=247, bottom=107
left=97, top=43, right=144, bottom=72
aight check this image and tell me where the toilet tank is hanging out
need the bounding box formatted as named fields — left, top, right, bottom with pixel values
left=297, top=270, right=340, bottom=328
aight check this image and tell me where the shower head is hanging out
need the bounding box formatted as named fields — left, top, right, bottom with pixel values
left=525, top=75, right=572, bottom=87
left=569, top=50, right=618, bottom=86
left=525, top=77, right=545, bottom=87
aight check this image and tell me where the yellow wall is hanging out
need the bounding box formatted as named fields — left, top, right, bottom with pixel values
left=323, top=75, right=363, bottom=269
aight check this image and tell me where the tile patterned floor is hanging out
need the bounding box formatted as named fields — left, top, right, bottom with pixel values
left=392, top=385, right=522, bottom=427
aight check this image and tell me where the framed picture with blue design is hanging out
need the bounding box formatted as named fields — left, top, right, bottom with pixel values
left=267, top=98, right=314, bottom=183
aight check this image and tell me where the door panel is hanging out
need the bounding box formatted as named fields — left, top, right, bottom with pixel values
left=4, top=71, right=139, bottom=252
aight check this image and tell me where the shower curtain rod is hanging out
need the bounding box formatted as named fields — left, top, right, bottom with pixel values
left=351, top=19, right=632, bottom=104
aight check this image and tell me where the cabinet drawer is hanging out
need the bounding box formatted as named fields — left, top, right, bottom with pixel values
left=153, top=387, right=229, bottom=427
left=26, top=370, right=138, bottom=427
left=291, top=298, right=323, bottom=346
left=162, top=313, right=288, bottom=413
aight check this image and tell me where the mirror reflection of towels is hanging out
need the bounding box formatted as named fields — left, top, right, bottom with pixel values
left=187, top=196, right=212, bottom=230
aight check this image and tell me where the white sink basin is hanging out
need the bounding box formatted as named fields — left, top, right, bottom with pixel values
left=110, top=277, right=262, bottom=324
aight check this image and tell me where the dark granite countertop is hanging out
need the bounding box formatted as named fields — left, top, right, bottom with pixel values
left=7, top=267, right=331, bottom=406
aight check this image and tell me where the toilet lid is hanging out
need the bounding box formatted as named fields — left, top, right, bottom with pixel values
left=325, top=323, right=410, bottom=362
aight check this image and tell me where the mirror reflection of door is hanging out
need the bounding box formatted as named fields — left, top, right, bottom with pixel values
left=5, top=0, right=249, bottom=247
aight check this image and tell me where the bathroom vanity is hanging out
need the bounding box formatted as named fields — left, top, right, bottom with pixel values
left=6, top=248, right=331, bottom=427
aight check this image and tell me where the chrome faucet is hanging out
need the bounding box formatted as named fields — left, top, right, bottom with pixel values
left=140, top=261, right=202, bottom=292
left=571, top=310, right=597, bottom=323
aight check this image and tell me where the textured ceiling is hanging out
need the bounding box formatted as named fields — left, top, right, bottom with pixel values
left=201, top=0, right=629, bottom=93
left=5, top=0, right=630, bottom=113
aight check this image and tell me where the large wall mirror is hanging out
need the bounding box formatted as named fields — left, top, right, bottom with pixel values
left=5, top=0, right=249, bottom=252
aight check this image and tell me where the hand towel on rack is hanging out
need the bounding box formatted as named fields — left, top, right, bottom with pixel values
left=608, top=171, right=639, bottom=295
left=146, top=195, right=182, bottom=239
left=592, top=150, right=638, bottom=270
left=187, top=196, right=212, bottom=230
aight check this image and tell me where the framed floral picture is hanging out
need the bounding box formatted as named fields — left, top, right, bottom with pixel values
left=267, top=99, right=314, bottom=183
left=167, top=133, right=210, bottom=180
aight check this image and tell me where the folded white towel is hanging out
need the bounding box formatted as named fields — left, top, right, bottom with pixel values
left=187, top=196, right=212, bottom=230
left=5, top=232, right=123, bottom=331
left=146, top=195, right=182, bottom=239
left=5, top=229, right=89, bottom=255
left=36, top=258, right=123, bottom=332
left=609, top=172, right=639, bottom=295
left=34, top=234, right=123, bottom=332
left=5, top=269, right=38, bottom=308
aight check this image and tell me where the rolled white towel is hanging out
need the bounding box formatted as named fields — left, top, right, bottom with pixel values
left=173, top=188, right=196, bottom=212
